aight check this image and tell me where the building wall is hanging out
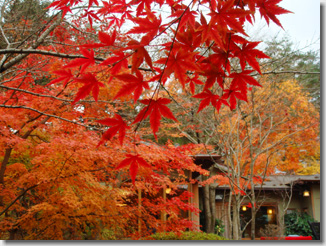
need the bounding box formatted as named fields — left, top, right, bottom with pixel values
left=191, top=183, right=200, bottom=230
left=213, top=184, right=320, bottom=239
left=311, top=184, right=320, bottom=222
left=215, top=201, right=230, bottom=238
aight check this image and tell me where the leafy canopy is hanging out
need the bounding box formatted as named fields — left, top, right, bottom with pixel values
left=44, top=0, right=291, bottom=180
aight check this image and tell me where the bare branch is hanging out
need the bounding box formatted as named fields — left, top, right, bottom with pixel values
left=0, top=12, right=62, bottom=73
left=0, top=48, right=102, bottom=60
left=0, top=85, right=113, bottom=103
left=0, top=104, right=100, bottom=130
left=254, top=70, right=320, bottom=76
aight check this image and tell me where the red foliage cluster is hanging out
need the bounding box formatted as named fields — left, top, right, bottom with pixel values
left=47, top=0, right=290, bottom=180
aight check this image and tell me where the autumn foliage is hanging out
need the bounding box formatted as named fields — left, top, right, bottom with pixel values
left=0, top=0, right=308, bottom=240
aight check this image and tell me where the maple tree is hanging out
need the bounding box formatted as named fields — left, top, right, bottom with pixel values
left=0, top=5, right=207, bottom=238
left=0, top=0, right=298, bottom=240
left=0, top=0, right=293, bottom=182
left=0, top=75, right=207, bottom=239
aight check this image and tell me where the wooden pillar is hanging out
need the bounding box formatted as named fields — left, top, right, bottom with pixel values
left=310, top=186, right=315, bottom=220
left=192, top=183, right=200, bottom=230
left=188, top=182, right=192, bottom=221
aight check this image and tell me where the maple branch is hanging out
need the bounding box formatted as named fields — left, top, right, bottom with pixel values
left=0, top=167, right=111, bottom=216
left=0, top=104, right=100, bottom=131
left=133, top=2, right=194, bottom=136
left=64, top=20, right=97, bottom=36
left=0, top=23, right=9, bottom=47
left=0, top=148, right=12, bottom=184
left=0, top=112, right=53, bottom=184
left=0, top=85, right=113, bottom=104
left=0, top=184, right=38, bottom=217
left=253, top=70, right=320, bottom=76
left=0, top=49, right=156, bottom=71
left=2, top=74, right=27, bottom=104
left=30, top=134, right=50, bottom=143
left=195, top=41, right=215, bottom=63
left=0, top=48, right=105, bottom=60
left=0, top=12, right=62, bottom=73
left=257, top=123, right=317, bottom=156
left=176, top=125, right=199, bottom=144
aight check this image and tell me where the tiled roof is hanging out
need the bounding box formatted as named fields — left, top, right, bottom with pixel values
left=255, top=175, right=320, bottom=189
left=215, top=174, right=320, bottom=189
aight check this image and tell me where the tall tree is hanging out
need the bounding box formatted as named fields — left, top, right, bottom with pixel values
left=262, top=36, right=320, bottom=108
left=162, top=75, right=319, bottom=238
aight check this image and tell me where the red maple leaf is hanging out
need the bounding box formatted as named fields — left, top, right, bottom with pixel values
left=127, top=14, right=162, bottom=40
left=81, top=30, right=116, bottom=48
left=234, top=41, right=270, bottom=74
left=168, top=7, right=197, bottom=29
left=48, top=69, right=73, bottom=86
left=229, top=70, right=262, bottom=92
left=100, top=52, right=129, bottom=77
left=114, top=71, right=150, bottom=103
left=82, top=9, right=101, bottom=29
left=132, top=43, right=153, bottom=73
left=257, top=0, right=292, bottom=28
left=72, top=73, right=104, bottom=103
left=247, top=202, right=257, bottom=208
left=88, top=0, right=99, bottom=8
left=253, top=176, right=263, bottom=184
left=97, top=114, right=130, bottom=146
left=209, top=46, right=233, bottom=73
left=173, top=26, right=202, bottom=52
left=222, top=87, right=247, bottom=110
left=64, top=49, right=95, bottom=73
left=48, top=0, right=73, bottom=17
left=209, top=0, right=249, bottom=35
left=240, top=190, right=246, bottom=196
left=97, top=0, right=130, bottom=16
left=156, top=49, right=200, bottom=86
left=115, top=154, right=151, bottom=184
left=198, top=13, right=224, bottom=48
left=130, top=0, right=164, bottom=16
left=186, top=74, right=204, bottom=94
left=133, top=98, right=177, bottom=140
left=119, top=38, right=153, bottom=73
left=199, top=60, right=226, bottom=90
left=193, top=89, right=229, bottom=113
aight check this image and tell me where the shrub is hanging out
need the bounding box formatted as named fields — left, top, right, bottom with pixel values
left=145, top=231, right=228, bottom=240
left=260, top=224, right=282, bottom=237
left=284, top=212, right=315, bottom=237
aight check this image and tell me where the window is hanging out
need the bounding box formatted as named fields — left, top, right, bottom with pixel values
left=240, top=205, right=277, bottom=239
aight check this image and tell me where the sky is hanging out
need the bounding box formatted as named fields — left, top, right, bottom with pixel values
left=245, top=0, right=321, bottom=52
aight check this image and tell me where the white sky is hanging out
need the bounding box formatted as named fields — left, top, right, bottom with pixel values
left=246, top=0, right=321, bottom=52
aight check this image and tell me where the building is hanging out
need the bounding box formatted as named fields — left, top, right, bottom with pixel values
left=190, top=155, right=320, bottom=239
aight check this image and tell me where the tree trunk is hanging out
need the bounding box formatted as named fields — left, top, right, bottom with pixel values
left=250, top=208, right=256, bottom=240
left=0, top=148, right=13, bottom=184
left=227, top=190, right=233, bottom=239
left=209, top=186, right=216, bottom=233
left=203, top=184, right=213, bottom=233
left=232, top=198, right=240, bottom=240
left=9, top=229, right=17, bottom=240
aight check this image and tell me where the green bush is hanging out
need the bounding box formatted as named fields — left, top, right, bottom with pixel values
left=284, top=212, right=315, bottom=237
left=145, top=231, right=228, bottom=240
left=215, top=219, right=225, bottom=236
